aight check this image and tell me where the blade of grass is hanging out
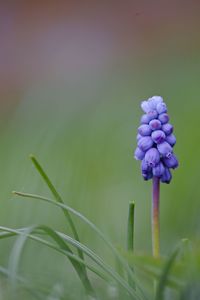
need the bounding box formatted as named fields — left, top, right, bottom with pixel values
left=7, top=225, right=98, bottom=298
left=155, top=248, right=179, bottom=300
left=127, top=201, right=135, bottom=289
left=120, top=250, right=184, bottom=289
left=0, top=226, right=142, bottom=300
left=12, top=191, right=147, bottom=299
left=29, top=156, right=81, bottom=253
left=29, top=155, right=94, bottom=295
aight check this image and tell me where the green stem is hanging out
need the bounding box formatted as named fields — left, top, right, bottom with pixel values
left=127, top=201, right=135, bottom=289
left=152, top=177, right=160, bottom=258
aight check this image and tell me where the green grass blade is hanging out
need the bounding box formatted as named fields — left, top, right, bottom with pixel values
left=127, top=201, right=135, bottom=252
left=0, top=226, right=142, bottom=300
left=121, top=250, right=184, bottom=289
left=29, top=156, right=81, bottom=250
left=8, top=226, right=35, bottom=290
left=0, top=229, right=109, bottom=282
left=29, top=155, right=94, bottom=295
left=12, top=191, right=146, bottom=297
left=8, top=225, right=96, bottom=298
left=127, top=201, right=135, bottom=288
left=155, top=248, right=179, bottom=300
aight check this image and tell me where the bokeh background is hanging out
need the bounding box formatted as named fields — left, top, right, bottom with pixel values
left=0, top=0, right=200, bottom=298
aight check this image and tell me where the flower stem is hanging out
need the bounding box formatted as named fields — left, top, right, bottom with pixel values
left=152, top=176, right=160, bottom=258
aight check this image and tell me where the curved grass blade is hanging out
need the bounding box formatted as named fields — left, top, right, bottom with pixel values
left=12, top=191, right=147, bottom=299
left=121, top=250, right=184, bottom=289
left=29, top=155, right=94, bottom=295
left=155, top=248, right=179, bottom=300
left=0, top=226, right=142, bottom=300
left=8, top=226, right=35, bottom=295
left=7, top=225, right=97, bottom=298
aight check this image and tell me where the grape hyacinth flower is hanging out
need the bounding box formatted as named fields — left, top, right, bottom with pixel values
left=134, top=96, right=179, bottom=258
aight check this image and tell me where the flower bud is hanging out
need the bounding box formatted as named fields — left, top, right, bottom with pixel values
left=152, top=162, right=165, bottom=177
left=144, top=148, right=160, bottom=167
left=141, top=159, right=151, bottom=173
left=143, top=171, right=153, bottom=181
left=138, top=124, right=152, bottom=136
left=162, top=154, right=179, bottom=169
left=158, top=113, right=169, bottom=124
left=148, top=96, right=163, bottom=110
left=165, top=134, right=176, bottom=146
left=161, top=167, right=172, bottom=184
left=136, top=133, right=142, bottom=141
left=156, top=102, right=167, bottom=114
left=140, top=114, right=151, bottom=124
left=138, top=136, right=153, bottom=152
left=151, top=130, right=166, bottom=144
left=141, top=101, right=151, bottom=113
left=149, top=119, right=162, bottom=131
left=157, top=141, right=172, bottom=158
left=134, top=147, right=145, bottom=160
left=147, top=110, right=158, bottom=121
left=162, top=123, right=173, bottom=135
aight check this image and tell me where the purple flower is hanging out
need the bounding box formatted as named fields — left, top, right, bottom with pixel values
left=149, top=119, right=162, bottom=131
left=141, top=101, right=152, bottom=113
left=162, top=123, right=173, bottom=135
left=134, top=147, right=145, bottom=160
left=138, top=124, right=152, bottom=136
left=152, top=162, right=165, bottom=177
left=158, top=113, right=169, bottom=124
left=147, top=110, right=158, bottom=121
left=157, top=141, right=173, bottom=158
left=166, top=134, right=176, bottom=146
left=162, top=154, right=179, bottom=169
left=143, top=171, right=153, bottom=181
left=134, top=96, right=178, bottom=183
left=140, top=114, right=151, bottom=124
left=141, top=158, right=153, bottom=180
left=136, top=133, right=142, bottom=141
left=151, top=130, right=166, bottom=144
left=161, top=167, right=172, bottom=184
left=145, top=148, right=160, bottom=167
left=141, top=159, right=151, bottom=174
left=138, top=136, right=154, bottom=152
left=156, top=102, right=167, bottom=114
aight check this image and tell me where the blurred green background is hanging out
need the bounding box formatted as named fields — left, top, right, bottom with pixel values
left=0, top=1, right=200, bottom=298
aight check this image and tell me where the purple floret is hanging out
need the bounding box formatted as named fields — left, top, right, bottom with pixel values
left=149, top=119, right=162, bottom=131
left=151, top=130, right=166, bottom=144
left=166, top=134, right=176, bottom=147
left=152, top=162, right=165, bottom=177
left=162, top=154, right=179, bottom=169
left=138, top=136, right=154, bottom=152
left=156, top=102, right=167, bottom=114
left=158, top=113, right=169, bottom=124
left=134, top=147, right=145, bottom=160
left=161, top=167, right=172, bottom=184
left=162, top=123, right=173, bottom=135
left=140, top=114, right=151, bottom=124
left=138, top=124, right=152, bottom=136
left=145, top=148, right=160, bottom=168
left=157, top=141, right=173, bottom=158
